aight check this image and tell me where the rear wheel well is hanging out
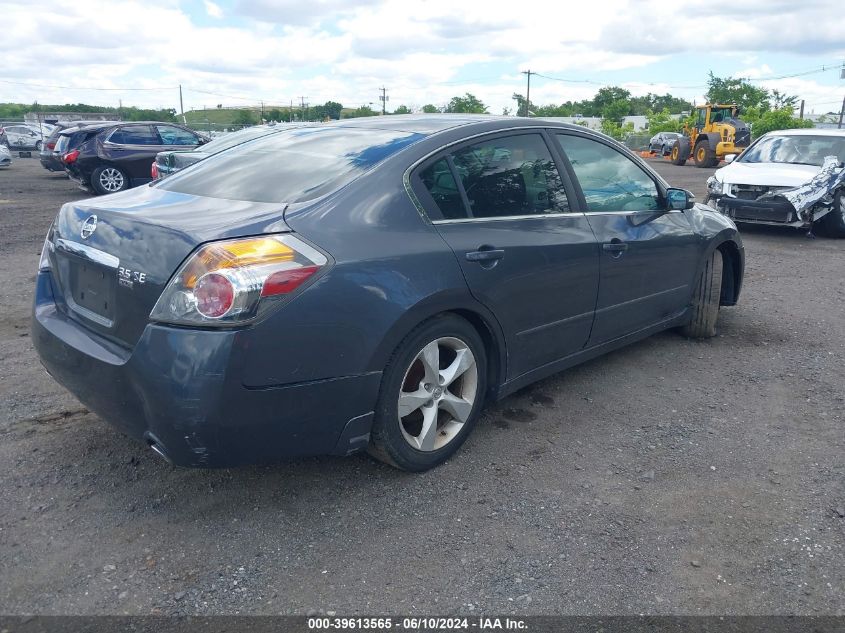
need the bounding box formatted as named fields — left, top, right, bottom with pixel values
left=449, top=309, right=503, bottom=402
left=717, top=242, right=741, bottom=305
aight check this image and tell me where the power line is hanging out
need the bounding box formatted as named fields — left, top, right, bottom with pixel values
left=0, top=78, right=177, bottom=91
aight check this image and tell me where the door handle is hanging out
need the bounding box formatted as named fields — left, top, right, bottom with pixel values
left=466, top=248, right=505, bottom=262
left=602, top=241, right=628, bottom=253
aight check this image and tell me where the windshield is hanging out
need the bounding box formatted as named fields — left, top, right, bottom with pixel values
left=740, top=135, right=845, bottom=167
left=158, top=127, right=426, bottom=203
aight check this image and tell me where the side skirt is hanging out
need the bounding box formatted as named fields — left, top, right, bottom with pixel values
left=495, top=309, right=690, bottom=400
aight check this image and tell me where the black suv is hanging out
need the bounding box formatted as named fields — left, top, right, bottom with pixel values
left=60, top=121, right=207, bottom=194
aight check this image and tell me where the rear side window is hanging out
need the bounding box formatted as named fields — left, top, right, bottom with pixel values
left=556, top=134, right=659, bottom=212
left=108, top=125, right=158, bottom=145
left=156, top=125, right=200, bottom=146
left=419, top=159, right=466, bottom=219
left=159, top=127, right=425, bottom=203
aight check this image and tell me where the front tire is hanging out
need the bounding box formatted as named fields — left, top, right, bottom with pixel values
left=682, top=249, right=723, bottom=338
left=91, top=165, right=129, bottom=195
left=35, top=140, right=42, bottom=151
left=694, top=141, right=716, bottom=168
left=671, top=139, right=689, bottom=166
left=816, top=190, right=845, bottom=238
left=368, top=314, right=487, bottom=472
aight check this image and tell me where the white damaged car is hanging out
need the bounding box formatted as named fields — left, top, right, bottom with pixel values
left=706, top=129, right=845, bottom=237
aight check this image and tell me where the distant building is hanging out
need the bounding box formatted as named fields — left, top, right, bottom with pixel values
left=25, top=112, right=121, bottom=125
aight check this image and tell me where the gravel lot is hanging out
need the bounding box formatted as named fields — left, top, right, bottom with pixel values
left=0, top=155, right=843, bottom=616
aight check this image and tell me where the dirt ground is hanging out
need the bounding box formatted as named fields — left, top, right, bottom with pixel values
left=0, top=155, right=843, bottom=616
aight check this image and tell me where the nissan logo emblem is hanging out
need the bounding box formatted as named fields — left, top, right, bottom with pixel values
left=80, top=215, right=98, bottom=239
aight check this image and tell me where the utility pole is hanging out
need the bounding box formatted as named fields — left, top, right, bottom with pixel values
left=298, top=97, right=308, bottom=121
left=799, top=99, right=804, bottom=120
left=840, top=65, right=845, bottom=129
left=521, top=70, right=532, bottom=117
left=289, top=100, right=293, bottom=123
left=379, top=86, right=388, bottom=115
left=179, top=84, right=185, bottom=124
left=261, top=100, right=265, bottom=122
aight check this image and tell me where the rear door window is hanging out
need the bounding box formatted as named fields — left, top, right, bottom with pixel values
left=107, top=125, right=159, bottom=145
left=452, top=134, right=570, bottom=218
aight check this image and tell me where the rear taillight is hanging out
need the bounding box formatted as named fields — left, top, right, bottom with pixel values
left=150, top=234, right=328, bottom=326
left=63, top=149, right=79, bottom=164
left=151, top=161, right=159, bottom=179
left=47, top=141, right=56, bottom=150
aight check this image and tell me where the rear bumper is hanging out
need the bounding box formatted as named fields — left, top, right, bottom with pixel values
left=32, top=271, right=380, bottom=467
left=39, top=152, right=64, bottom=171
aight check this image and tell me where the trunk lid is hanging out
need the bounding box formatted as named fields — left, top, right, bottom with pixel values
left=48, top=185, right=290, bottom=348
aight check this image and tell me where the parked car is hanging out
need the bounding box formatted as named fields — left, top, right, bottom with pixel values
left=706, top=128, right=845, bottom=237
left=59, top=121, right=207, bottom=194
left=32, top=116, right=744, bottom=472
left=153, top=123, right=294, bottom=179
left=648, top=131, right=681, bottom=155
left=0, top=143, right=11, bottom=167
left=40, top=121, right=94, bottom=172
left=1, top=124, right=43, bottom=150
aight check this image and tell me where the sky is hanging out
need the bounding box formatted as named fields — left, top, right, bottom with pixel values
left=2, top=0, right=844, bottom=117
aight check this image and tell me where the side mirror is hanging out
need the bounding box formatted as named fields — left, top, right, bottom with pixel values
left=724, top=154, right=736, bottom=164
left=666, top=187, right=694, bottom=211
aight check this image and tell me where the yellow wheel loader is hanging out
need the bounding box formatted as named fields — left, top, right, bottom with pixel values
left=670, top=104, right=751, bottom=168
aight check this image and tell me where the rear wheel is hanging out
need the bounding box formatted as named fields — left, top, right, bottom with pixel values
left=368, top=314, right=487, bottom=472
left=681, top=249, right=723, bottom=339
left=694, top=141, right=716, bottom=168
left=35, top=140, right=42, bottom=152
left=91, top=165, right=129, bottom=195
left=816, top=190, right=845, bottom=238
left=670, top=139, right=688, bottom=166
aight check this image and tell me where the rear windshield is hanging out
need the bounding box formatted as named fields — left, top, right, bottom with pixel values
left=199, top=126, right=285, bottom=154
left=158, top=127, right=425, bottom=203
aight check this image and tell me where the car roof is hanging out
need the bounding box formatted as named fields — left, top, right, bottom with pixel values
left=761, top=128, right=845, bottom=137
left=291, top=114, right=618, bottom=141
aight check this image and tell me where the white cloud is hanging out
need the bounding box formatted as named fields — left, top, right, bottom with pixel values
left=204, top=0, right=223, bottom=19
left=0, top=0, right=843, bottom=118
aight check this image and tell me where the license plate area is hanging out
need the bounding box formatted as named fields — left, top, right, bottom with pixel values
left=66, top=258, right=115, bottom=326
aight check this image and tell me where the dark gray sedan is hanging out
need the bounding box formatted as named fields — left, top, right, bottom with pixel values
left=32, top=116, right=744, bottom=472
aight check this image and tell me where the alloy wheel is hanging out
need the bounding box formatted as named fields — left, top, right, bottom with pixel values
left=99, top=168, right=125, bottom=192
left=397, top=336, right=478, bottom=452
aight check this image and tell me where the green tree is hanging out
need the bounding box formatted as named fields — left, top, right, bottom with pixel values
left=232, top=109, right=257, bottom=126
left=600, top=119, right=634, bottom=141
left=593, top=86, right=632, bottom=112
left=746, top=107, right=814, bottom=137
left=646, top=108, right=682, bottom=134
left=445, top=93, right=488, bottom=114
left=321, top=101, right=343, bottom=120
left=601, top=99, right=630, bottom=123
left=343, top=105, right=378, bottom=119
left=705, top=72, right=770, bottom=111
left=422, top=104, right=440, bottom=113
left=393, top=105, right=412, bottom=114
left=770, top=90, right=798, bottom=111
left=512, top=93, right=534, bottom=117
